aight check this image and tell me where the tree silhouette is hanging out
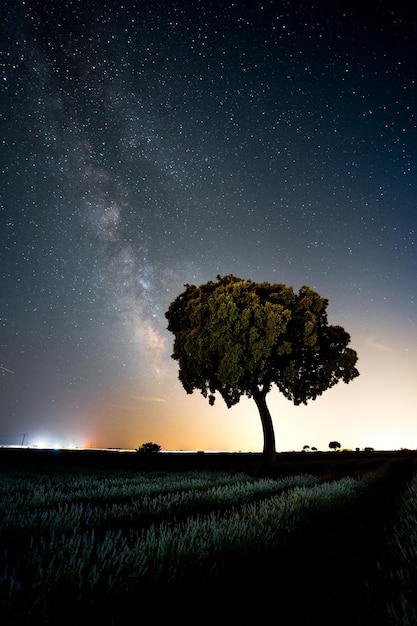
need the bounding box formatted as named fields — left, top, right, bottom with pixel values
left=136, top=442, right=161, bottom=454
left=329, top=441, right=341, bottom=451
left=165, top=275, right=359, bottom=469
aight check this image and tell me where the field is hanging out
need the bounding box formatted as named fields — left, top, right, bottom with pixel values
left=0, top=448, right=416, bottom=625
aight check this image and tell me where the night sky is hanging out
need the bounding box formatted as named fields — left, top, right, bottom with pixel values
left=1, top=1, right=416, bottom=452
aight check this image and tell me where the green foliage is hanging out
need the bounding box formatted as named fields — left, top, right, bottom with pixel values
left=165, top=274, right=359, bottom=409
left=1, top=464, right=416, bottom=624
left=0, top=468, right=367, bottom=623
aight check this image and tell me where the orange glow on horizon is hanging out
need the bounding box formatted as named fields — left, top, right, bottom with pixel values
left=80, top=322, right=416, bottom=453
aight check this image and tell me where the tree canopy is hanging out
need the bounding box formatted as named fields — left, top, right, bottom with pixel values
left=165, top=274, right=359, bottom=469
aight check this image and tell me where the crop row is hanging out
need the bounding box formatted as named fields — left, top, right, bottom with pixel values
left=0, top=469, right=263, bottom=505
left=0, top=470, right=372, bottom=624
left=0, top=471, right=320, bottom=535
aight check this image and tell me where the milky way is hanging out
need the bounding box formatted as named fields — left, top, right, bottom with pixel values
left=1, top=1, right=416, bottom=450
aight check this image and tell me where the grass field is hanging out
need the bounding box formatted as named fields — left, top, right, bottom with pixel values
left=0, top=448, right=416, bottom=625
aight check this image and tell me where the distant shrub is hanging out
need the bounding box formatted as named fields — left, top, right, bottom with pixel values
left=136, top=442, right=161, bottom=454
left=329, top=441, right=341, bottom=451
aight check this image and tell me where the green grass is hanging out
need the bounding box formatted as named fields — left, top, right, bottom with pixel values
left=0, top=455, right=416, bottom=625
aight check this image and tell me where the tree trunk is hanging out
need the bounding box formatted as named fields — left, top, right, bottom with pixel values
left=252, top=386, right=276, bottom=471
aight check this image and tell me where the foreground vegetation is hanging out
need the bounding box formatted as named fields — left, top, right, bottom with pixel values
left=0, top=452, right=416, bottom=625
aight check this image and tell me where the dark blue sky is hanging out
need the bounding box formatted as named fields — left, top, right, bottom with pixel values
left=1, top=1, right=416, bottom=450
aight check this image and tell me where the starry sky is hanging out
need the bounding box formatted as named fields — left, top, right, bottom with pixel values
left=1, top=0, right=416, bottom=452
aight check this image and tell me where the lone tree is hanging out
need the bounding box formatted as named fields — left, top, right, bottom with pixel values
left=136, top=442, right=161, bottom=454
left=329, top=441, right=341, bottom=451
left=165, top=275, right=359, bottom=470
